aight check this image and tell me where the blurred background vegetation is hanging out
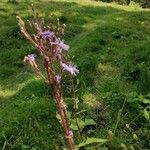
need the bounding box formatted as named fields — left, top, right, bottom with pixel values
left=93, top=0, right=150, bottom=8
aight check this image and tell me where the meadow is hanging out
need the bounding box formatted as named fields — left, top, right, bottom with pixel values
left=0, top=0, right=150, bottom=149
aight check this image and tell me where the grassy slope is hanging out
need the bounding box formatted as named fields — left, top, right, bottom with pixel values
left=0, top=0, right=150, bottom=149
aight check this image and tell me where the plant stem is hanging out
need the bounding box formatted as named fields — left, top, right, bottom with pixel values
left=54, top=85, right=75, bottom=150
left=44, top=59, right=53, bottom=85
left=45, top=61, right=75, bottom=150
left=114, top=99, right=126, bottom=135
left=71, top=78, right=83, bottom=141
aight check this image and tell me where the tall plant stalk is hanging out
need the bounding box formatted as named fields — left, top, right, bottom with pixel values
left=17, top=5, right=79, bottom=150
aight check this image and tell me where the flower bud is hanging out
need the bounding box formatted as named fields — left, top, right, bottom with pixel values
left=16, top=16, right=25, bottom=27
left=55, top=75, right=61, bottom=84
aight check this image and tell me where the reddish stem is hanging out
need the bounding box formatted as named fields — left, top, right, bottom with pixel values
left=45, top=60, right=75, bottom=150
left=44, top=59, right=53, bottom=85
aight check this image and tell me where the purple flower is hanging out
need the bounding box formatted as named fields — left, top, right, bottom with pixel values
left=61, top=62, right=79, bottom=76
left=40, top=31, right=54, bottom=38
left=27, top=54, right=36, bottom=61
left=52, top=38, right=69, bottom=51
left=23, top=53, right=37, bottom=68
left=59, top=40, right=69, bottom=51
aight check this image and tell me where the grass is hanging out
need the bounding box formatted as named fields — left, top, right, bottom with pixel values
left=0, top=0, right=150, bottom=149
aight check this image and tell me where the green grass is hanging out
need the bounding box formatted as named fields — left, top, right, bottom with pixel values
left=0, top=0, right=150, bottom=149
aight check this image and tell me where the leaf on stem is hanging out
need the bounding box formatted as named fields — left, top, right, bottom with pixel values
left=76, top=137, right=108, bottom=148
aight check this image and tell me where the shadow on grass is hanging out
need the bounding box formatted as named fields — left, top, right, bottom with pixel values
left=0, top=80, right=65, bottom=150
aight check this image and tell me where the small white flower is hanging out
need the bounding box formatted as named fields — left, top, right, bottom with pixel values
left=61, top=62, right=79, bottom=76
left=52, top=38, right=69, bottom=51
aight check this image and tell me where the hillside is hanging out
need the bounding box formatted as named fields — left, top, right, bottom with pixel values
left=0, top=0, right=150, bottom=149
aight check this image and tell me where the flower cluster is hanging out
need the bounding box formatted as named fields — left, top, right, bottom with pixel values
left=17, top=5, right=78, bottom=149
left=40, top=31, right=54, bottom=38
left=17, top=15, right=79, bottom=76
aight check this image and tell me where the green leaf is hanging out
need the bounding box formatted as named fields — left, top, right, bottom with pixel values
left=21, top=145, right=29, bottom=149
left=67, top=111, right=71, bottom=119
left=127, top=92, right=139, bottom=103
left=70, top=120, right=78, bottom=131
left=84, top=118, right=96, bottom=126
left=70, top=118, right=96, bottom=131
left=142, top=99, right=150, bottom=104
left=56, top=112, right=62, bottom=123
left=76, top=109, right=87, bottom=115
left=144, top=109, right=150, bottom=120
left=76, top=137, right=108, bottom=148
left=73, top=98, right=79, bottom=110
left=70, top=118, right=85, bottom=131
left=138, top=94, right=150, bottom=104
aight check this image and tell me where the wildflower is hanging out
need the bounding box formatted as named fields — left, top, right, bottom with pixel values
left=59, top=40, right=69, bottom=51
left=61, top=62, right=79, bottom=76
left=27, top=54, right=36, bottom=61
left=24, top=54, right=37, bottom=68
left=40, top=31, right=54, bottom=38
left=52, top=38, right=69, bottom=51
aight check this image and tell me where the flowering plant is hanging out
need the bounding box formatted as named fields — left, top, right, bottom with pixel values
left=17, top=4, right=79, bottom=150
